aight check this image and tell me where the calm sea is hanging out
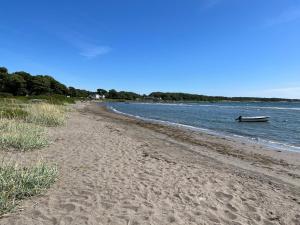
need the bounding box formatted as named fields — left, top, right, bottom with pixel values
left=107, top=102, right=300, bottom=152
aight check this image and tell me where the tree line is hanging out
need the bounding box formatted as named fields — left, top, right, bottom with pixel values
left=148, top=92, right=295, bottom=102
left=96, top=89, right=141, bottom=100
left=0, top=67, right=91, bottom=97
left=1, top=66, right=297, bottom=102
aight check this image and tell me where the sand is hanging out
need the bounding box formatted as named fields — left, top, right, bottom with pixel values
left=0, top=102, right=299, bottom=225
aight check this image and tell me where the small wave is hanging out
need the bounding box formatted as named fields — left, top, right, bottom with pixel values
left=244, top=106, right=300, bottom=111
left=194, top=104, right=300, bottom=111
left=119, top=102, right=300, bottom=111
left=124, top=102, right=194, bottom=107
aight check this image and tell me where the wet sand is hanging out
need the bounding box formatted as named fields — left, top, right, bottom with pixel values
left=1, top=102, right=299, bottom=225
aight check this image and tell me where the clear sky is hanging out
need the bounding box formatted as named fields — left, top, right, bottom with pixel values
left=1, top=0, right=300, bottom=98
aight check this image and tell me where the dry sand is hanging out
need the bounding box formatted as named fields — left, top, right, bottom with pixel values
left=1, top=102, right=299, bottom=225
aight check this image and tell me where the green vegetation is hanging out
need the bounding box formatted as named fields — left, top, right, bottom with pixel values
left=26, top=95, right=76, bottom=105
left=106, top=89, right=141, bottom=100
left=25, top=103, right=66, bottom=127
left=0, top=107, right=28, bottom=119
left=95, top=89, right=142, bottom=100
left=0, top=97, right=66, bottom=214
left=96, top=89, right=298, bottom=102
left=0, top=66, right=91, bottom=98
left=0, top=69, right=73, bottom=214
left=0, top=119, right=48, bottom=151
left=0, top=96, right=68, bottom=150
left=148, top=92, right=298, bottom=102
left=0, top=162, right=57, bottom=215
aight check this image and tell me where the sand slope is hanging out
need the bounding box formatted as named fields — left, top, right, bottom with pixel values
left=0, top=102, right=299, bottom=225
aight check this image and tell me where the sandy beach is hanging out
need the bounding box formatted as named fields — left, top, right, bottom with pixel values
left=1, top=102, right=299, bottom=225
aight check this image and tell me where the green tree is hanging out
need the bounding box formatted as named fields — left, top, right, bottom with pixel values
left=0, top=67, right=8, bottom=74
left=108, top=89, right=118, bottom=99
left=8, top=74, right=28, bottom=96
left=30, top=76, right=51, bottom=95
left=97, top=88, right=107, bottom=96
left=0, top=70, right=9, bottom=92
left=45, top=76, right=68, bottom=95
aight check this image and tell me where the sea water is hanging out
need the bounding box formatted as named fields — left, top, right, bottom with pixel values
left=107, top=102, right=300, bottom=152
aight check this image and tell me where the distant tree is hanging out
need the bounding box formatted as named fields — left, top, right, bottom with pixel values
left=118, top=91, right=140, bottom=100
left=0, top=72, right=9, bottom=92
left=7, top=74, right=28, bottom=96
left=77, top=89, right=91, bottom=97
left=68, top=86, right=91, bottom=97
left=97, top=88, right=107, bottom=96
left=107, top=89, right=118, bottom=99
left=13, top=71, right=32, bottom=81
left=30, top=76, right=51, bottom=95
left=44, top=75, right=68, bottom=95
left=68, top=87, right=77, bottom=97
left=0, top=67, right=8, bottom=74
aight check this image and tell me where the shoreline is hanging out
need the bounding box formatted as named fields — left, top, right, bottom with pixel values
left=1, top=101, right=299, bottom=225
left=107, top=103, right=300, bottom=153
left=90, top=102, right=300, bottom=186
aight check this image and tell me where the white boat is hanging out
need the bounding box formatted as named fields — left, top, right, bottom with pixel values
left=236, top=116, right=270, bottom=122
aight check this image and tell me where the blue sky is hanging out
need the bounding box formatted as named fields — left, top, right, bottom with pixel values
left=0, top=0, right=300, bottom=98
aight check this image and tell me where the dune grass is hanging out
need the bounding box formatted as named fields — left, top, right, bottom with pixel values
left=0, top=101, right=68, bottom=151
left=0, top=98, right=29, bottom=120
left=0, top=100, right=66, bottom=126
left=0, top=98, right=63, bottom=215
left=25, top=103, right=66, bottom=127
left=0, top=107, right=29, bottom=120
left=0, top=162, right=58, bottom=215
left=0, top=119, right=48, bottom=151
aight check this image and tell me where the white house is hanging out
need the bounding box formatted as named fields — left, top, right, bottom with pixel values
left=90, top=94, right=105, bottom=100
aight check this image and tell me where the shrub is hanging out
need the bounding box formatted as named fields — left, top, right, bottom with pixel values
left=0, top=162, right=58, bottom=215
left=0, top=119, right=48, bottom=150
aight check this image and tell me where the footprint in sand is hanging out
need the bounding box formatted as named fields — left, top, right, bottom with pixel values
left=226, top=203, right=237, bottom=212
left=244, top=202, right=257, bottom=212
left=167, top=215, right=177, bottom=223
left=60, top=203, right=76, bottom=212
left=263, top=219, right=276, bottom=225
left=215, top=191, right=233, bottom=201
left=207, top=213, right=220, bottom=224
left=224, top=209, right=238, bottom=220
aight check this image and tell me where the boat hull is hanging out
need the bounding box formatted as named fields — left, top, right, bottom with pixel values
left=237, top=116, right=269, bottom=122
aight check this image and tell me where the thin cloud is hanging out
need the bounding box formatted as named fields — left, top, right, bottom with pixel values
left=60, top=31, right=111, bottom=59
left=79, top=45, right=111, bottom=59
left=265, top=8, right=300, bottom=27
left=201, top=0, right=222, bottom=10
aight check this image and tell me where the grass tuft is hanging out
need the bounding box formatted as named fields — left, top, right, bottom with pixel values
left=0, top=162, right=58, bottom=215
left=25, top=103, right=66, bottom=126
left=0, top=119, right=48, bottom=151
left=0, top=108, right=29, bottom=119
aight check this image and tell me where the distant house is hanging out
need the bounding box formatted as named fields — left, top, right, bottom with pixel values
left=89, top=94, right=105, bottom=100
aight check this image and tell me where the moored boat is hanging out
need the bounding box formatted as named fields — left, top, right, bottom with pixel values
left=236, top=116, right=270, bottom=122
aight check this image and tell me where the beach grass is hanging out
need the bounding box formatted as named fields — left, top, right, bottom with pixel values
left=0, top=98, right=65, bottom=216
left=25, top=103, right=66, bottom=127
left=0, top=119, right=48, bottom=151
left=0, top=99, right=68, bottom=151
left=0, top=162, right=58, bottom=215
left=0, top=107, right=29, bottom=120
